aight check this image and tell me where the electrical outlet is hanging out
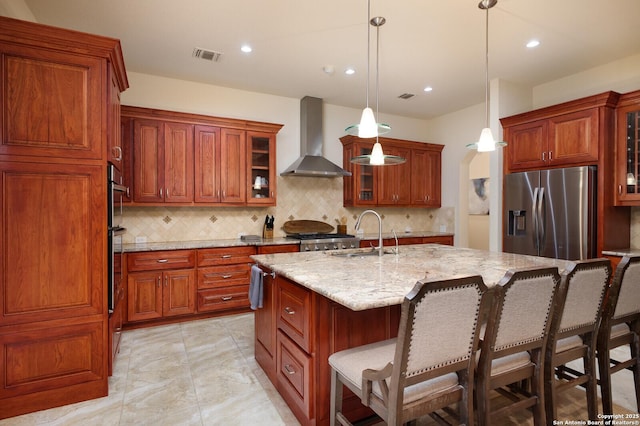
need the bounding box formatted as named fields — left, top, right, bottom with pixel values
left=135, top=236, right=147, bottom=244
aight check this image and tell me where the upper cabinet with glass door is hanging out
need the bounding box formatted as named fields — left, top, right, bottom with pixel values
left=247, top=132, right=277, bottom=206
left=615, top=90, right=640, bottom=206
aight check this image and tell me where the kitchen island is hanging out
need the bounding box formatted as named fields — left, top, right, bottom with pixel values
left=250, top=244, right=571, bottom=425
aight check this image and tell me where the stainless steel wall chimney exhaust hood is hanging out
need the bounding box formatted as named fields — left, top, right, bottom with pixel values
left=280, top=96, right=352, bottom=177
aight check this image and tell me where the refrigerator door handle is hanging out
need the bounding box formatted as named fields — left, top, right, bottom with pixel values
left=532, top=187, right=540, bottom=250
left=537, top=187, right=545, bottom=250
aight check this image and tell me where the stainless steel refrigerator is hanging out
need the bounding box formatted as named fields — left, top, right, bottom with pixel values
left=503, top=166, right=597, bottom=260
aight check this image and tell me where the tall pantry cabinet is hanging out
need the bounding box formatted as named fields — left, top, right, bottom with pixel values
left=0, top=17, right=128, bottom=419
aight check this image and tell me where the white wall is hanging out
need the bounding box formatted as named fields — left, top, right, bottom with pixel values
left=122, top=72, right=433, bottom=178
left=533, top=53, right=640, bottom=109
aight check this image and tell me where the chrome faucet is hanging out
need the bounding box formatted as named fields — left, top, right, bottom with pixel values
left=355, top=210, right=383, bottom=256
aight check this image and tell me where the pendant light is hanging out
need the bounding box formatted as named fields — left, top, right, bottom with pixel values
left=349, top=3, right=406, bottom=166
left=467, top=0, right=506, bottom=152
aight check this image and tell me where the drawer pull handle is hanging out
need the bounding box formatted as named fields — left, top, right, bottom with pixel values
left=157, top=259, right=169, bottom=263
left=221, top=255, right=232, bottom=259
left=284, top=307, right=296, bottom=315
left=284, top=364, right=296, bottom=375
left=222, top=274, right=233, bottom=279
left=261, top=271, right=276, bottom=278
left=221, top=296, right=233, bottom=301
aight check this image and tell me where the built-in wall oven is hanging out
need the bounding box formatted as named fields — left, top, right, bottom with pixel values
left=108, top=164, right=128, bottom=312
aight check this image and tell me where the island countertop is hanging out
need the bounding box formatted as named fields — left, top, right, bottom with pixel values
left=251, top=244, right=572, bottom=311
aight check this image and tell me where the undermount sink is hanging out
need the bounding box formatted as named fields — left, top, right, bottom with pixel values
left=330, top=248, right=397, bottom=258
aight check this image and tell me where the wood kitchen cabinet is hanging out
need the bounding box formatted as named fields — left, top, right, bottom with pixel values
left=255, top=271, right=400, bottom=425
left=195, top=125, right=247, bottom=204
left=126, top=250, right=196, bottom=322
left=614, top=90, right=640, bottom=206
left=0, top=16, right=128, bottom=419
left=501, top=90, right=631, bottom=256
left=340, top=135, right=443, bottom=208
left=196, top=246, right=254, bottom=313
left=411, top=146, right=443, bottom=207
left=122, top=106, right=282, bottom=206
left=248, top=132, right=277, bottom=205
left=501, top=91, right=619, bottom=174
left=377, top=145, right=411, bottom=205
left=254, top=244, right=300, bottom=383
left=132, top=119, right=194, bottom=203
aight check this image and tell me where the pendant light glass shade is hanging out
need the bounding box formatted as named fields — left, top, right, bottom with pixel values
left=348, top=1, right=404, bottom=166
left=345, top=107, right=391, bottom=139
left=466, top=0, right=507, bottom=152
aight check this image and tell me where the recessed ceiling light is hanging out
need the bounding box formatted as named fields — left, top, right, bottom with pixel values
left=423, top=86, right=433, bottom=92
left=526, top=39, right=540, bottom=48
left=241, top=45, right=252, bottom=53
left=345, top=68, right=355, bottom=75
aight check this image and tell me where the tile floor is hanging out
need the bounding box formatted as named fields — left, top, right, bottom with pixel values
left=0, top=313, right=636, bottom=425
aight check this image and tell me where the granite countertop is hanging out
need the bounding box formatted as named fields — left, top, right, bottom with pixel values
left=121, top=237, right=296, bottom=253
left=601, top=248, right=640, bottom=257
left=120, top=231, right=453, bottom=253
left=251, top=244, right=571, bottom=311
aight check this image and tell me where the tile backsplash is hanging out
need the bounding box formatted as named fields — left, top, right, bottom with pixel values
left=122, top=177, right=454, bottom=243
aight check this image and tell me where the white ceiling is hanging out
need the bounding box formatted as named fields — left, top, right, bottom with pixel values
left=20, top=0, right=640, bottom=120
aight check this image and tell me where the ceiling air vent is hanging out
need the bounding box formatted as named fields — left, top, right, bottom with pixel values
left=398, top=93, right=415, bottom=100
left=193, top=47, right=222, bottom=62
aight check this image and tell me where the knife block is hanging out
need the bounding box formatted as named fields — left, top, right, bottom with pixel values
left=262, top=225, right=273, bottom=239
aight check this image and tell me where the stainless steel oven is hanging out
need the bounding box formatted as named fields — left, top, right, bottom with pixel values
left=108, top=164, right=127, bottom=312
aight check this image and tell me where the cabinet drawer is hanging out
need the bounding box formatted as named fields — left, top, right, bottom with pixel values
left=422, top=236, right=454, bottom=245
left=197, top=264, right=250, bottom=289
left=197, top=286, right=249, bottom=313
left=277, top=278, right=312, bottom=353
left=276, top=330, right=313, bottom=421
left=197, top=246, right=255, bottom=267
left=127, top=250, right=196, bottom=272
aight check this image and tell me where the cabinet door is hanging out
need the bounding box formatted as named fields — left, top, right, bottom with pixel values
left=504, top=121, right=548, bottom=172
left=0, top=162, right=104, bottom=326
left=411, top=149, right=441, bottom=207
left=342, top=143, right=356, bottom=206
left=133, top=119, right=164, bottom=202
left=163, top=269, right=196, bottom=317
left=247, top=132, right=276, bottom=205
left=548, top=109, right=599, bottom=166
left=127, top=271, right=163, bottom=322
left=219, top=128, right=247, bottom=204
left=121, top=116, right=133, bottom=202
left=377, top=146, right=411, bottom=205
left=194, top=125, right=221, bottom=202
left=255, top=269, right=277, bottom=381
left=615, top=98, right=640, bottom=205
left=163, top=122, right=194, bottom=203
left=107, top=69, right=123, bottom=168
left=354, top=144, right=377, bottom=205
left=0, top=45, right=103, bottom=160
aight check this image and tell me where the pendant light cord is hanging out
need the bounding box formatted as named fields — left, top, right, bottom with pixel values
left=375, top=14, right=380, bottom=143
left=484, top=1, right=490, bottom=128
left=366, top=0, right=371, bottom=110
